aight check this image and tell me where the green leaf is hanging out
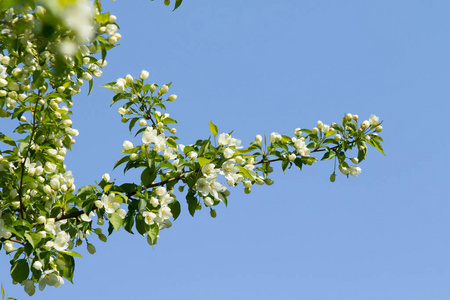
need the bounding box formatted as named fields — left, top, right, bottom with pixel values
left=0, top=132, right=16, bottom=147
left=166, top=137, right=177, bottom=149
left=128, top=117, right=139, bottom=132
left=186, top=193, right=197, bottom=217
left=293, top=157, right=303, bottom=170
left=302, top=156, right=318, bottom=165
left=114, top=156, right=130, bottom=170
left=368, top=138, right=385, bottom=155
left=321, top=150, right=336, bottom=161
left=101, top=82, right=116, bottom=90
left=10, top=259, right=29, bottom=283
left=88, top=79, right=93, bottom=95
left=209, top=121, right=218, bottom=137
left=237, top=166, right=255, bottom=181
left=174, top=0, right=183, bottom=10
left=24, top=232, right=41, bottom=249
left=162, top=117, right=177, bottom=125
left=170, top=200, right=181, bottom=220
left=198, top=157, right=210, bottom=167
left=2, top=283, right=5, bottom=298
left=59, top=253, right=75, bottom=283
left=135, top=214, right=149, bottom=236
left=141, top=167, right=156, bottom=186
left=77, top=185, right=95, bottom=199
left=59, top=250, right=83, bottom=258
left=147, top=224, right=159, bottom=246
left=108, top=212, right=124, bottom=232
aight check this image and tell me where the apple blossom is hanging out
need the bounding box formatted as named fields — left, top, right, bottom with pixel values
left=349, top=166, right=362, bottom=177
left=369, top=114, right=379, bottom=125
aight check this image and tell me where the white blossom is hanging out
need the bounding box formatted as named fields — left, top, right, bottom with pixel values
left=369, top=114, right=379, bottom=125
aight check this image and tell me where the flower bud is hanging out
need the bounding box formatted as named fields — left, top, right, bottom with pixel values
left=99, top=234, right=107, bottom=242
left=125, top=74, right=133, bottom=84
left=149, top=84, right=157, bottom=93
left=244, top=187, right=251, bottom=194
left=87, top=243, right=96, bottom=254
left=352, top=114, right=358, bottom=121
left=317, top=120, right=323, bottom=129
left=294, top=128, right=302, bottom=137
left=330, top=173, right=336, bottom=182
left=130, top=153, right=138, bottom=161
left=82, top=72, right=92, bottom=81
left=122, top=140, right=133, bottom=150
left=224, top=148, right=234, bottom=159
left=334, top=134, right=341, bottom=141
left=210, top=209, right=217, bottom=218
left=288, top=153, right=296, bottom=161
left=264, top=178, right=274, bottom=185
left=159, top=85, right=169, bottom=95
left=375, top=125, right=383, bottom=132
left=346, top=113, right=352, bottom=121
left=140, top=70, right=149, bottom=80
left=170, top=128, right=177, bottom=134
left=37, top=216, right=46, bottom=224
left=102, top=173, right=110, bottom=182
left=204, top=197, right=213, bottom=207
left=255, top=176, right=264, bottom=185
left=9, top=189, right=18, bottom=198
left=255, top=135, right=262, bottom=143
left=188, top=151, right=197, bottom=160
left=139, top=119, right=147, bottom=126
left=32, top=261, right=43, bottom=270
left=118, top=107, right=127, bottom=115
left=168, top=94, right=177, bottom=102
left=178, top=185, right=184, bottom=192
left=243, top=181, right=252, bottom=188
left=312, top=127, right=319, bottom=135
left=351, top=157, right=359, bottom=164
left=43, top=185, right=52, bottom=194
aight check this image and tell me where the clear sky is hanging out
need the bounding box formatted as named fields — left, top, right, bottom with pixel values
left=2, top=0, right=450, bottom=299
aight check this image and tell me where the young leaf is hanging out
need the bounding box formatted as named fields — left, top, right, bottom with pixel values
left=10, top=259, right=29, bottom=283
left=209, top=121, right=218, bottom=137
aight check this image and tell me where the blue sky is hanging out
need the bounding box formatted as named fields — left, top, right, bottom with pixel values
left=2, top=0, right=450, bottom=299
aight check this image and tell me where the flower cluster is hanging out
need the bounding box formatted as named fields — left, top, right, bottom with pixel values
left=0, top=0, right=383, bottom=297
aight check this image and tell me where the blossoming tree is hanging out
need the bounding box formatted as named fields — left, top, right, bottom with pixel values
left=0, top=0, right=384, bottom=297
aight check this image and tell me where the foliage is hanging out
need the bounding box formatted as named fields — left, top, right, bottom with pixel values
left=0, top=0, right=384, bottom=296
